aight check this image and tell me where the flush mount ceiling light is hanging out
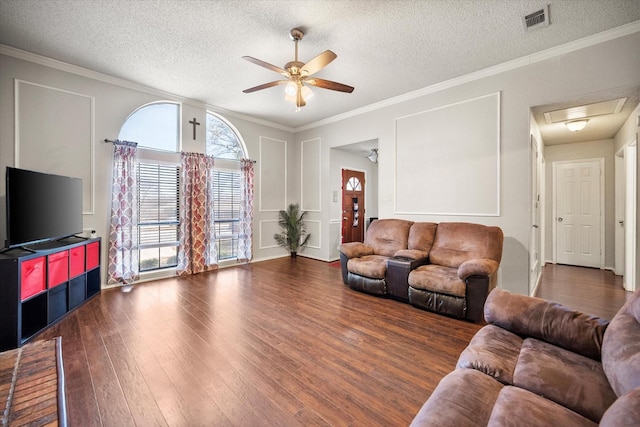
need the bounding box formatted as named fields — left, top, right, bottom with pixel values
left=565, top=120, right=588, bottom=132
left=367, top=149, right=378, bottom=163
left=242, top=28, right=354, bottom=110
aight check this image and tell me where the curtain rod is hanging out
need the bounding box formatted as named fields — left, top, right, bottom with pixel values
left=103, top=138, right=137, bottom=145
left=104, top=139, right=257, bottom=163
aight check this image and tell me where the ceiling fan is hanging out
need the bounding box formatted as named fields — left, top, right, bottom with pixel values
left=242, top=28, right=354, bottom=109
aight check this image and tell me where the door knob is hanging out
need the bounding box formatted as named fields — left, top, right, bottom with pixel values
left=619, top=220, right=624, bottom=226
left=558, top=217, right=563, bottom=222
left=532, top=224, right=539, bottom=228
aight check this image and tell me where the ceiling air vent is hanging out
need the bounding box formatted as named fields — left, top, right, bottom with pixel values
left=523, top=5, right=549, bottom=31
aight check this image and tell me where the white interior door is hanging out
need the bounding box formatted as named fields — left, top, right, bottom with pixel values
left=554, top=160, right=603, bottom=268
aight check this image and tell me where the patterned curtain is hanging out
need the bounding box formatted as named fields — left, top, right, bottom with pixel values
left=177, top=152, right=217, bottom=275
left=107, top=140, right=139, bottom=284
left=237, top=159, right=255, bottom=262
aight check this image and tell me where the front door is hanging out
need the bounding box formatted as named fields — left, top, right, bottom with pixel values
left=342, top=169, right=365, bottom=243
left=555, top=160, right=602, bottom=268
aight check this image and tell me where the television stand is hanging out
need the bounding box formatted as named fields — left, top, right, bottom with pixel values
left=0, top=237, right=102, bottom=351
left=0, top=246, right=37, bottom=255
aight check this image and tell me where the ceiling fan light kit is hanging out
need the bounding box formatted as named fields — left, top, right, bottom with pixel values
left=242, top=27, right=354, bottom=110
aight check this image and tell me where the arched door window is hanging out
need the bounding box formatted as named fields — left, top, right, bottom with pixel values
left=346, top=177, right=362, bottom=191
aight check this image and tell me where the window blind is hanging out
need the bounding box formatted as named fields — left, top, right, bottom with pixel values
left=214, top=169, right=240, bottom=260
left=137, top=163, right=180, bottom=270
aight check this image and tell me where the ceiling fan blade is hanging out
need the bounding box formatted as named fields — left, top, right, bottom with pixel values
left=242, top=56, right=289, bottom=77
left=300, top=50, right=337, bottom=76
left=242, top=80, right=288, bottom=93
left=306, top=78, right=354, bottom=93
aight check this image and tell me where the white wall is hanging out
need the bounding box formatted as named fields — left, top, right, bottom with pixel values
left=543, top=139, right=616, bottom=268
left=294, top=31, right=640, bottom=295
left=0, top=53, right=295, bottom=286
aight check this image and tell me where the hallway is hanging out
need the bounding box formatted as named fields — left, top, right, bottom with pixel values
left=535, top=264, right=633, bottom=320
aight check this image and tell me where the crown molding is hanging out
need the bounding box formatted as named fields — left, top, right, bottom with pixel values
left=2, top=19, right=638, bottom=136
left=0, top=44, right=295, bottom=133
left=294, top=20, right=640, bottom=133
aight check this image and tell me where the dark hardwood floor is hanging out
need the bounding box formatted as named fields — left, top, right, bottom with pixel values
left=34, top=259, right=633, bottom=426
left=39, top=257, right=482, bottom=427
left=535, top=263, right=632, bottom=320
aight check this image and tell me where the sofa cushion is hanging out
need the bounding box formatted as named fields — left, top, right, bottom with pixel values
left=488, top=385, right=597, bottom=427
left=410, top=369, right=597, bottom=427
left=513, top=338, right=616, bottom=423
left=363, top=219, right=413, bottom=257
left=428, top=222, right=503, bottom=268
left=407, top=222, right=438, bottom=252
left=457, top=324, right=523, bottom=385
left=347, top=255, right=389, bottom=279
left=408, top=264, right=465, bottom=298
left=602, top=290, right=640, bottom=398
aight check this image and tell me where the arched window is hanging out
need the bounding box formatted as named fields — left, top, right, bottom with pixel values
left=119, top=102, right=180, bottom=151
left=205, top=112, right=248, bottom=260
left=118, top=102, right=181, bottom=272
left=205, top=113, right=247, bottom=159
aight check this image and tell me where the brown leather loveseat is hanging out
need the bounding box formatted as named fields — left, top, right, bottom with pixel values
left=411, top=288, right=640, bottom=426
left=338, top=219, right=503, bottom=323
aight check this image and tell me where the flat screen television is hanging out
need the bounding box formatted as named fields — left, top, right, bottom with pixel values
left=5, top=167, right=83, bottom=248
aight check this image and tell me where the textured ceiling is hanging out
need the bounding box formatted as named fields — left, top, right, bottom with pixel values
left=1, top=0, right=639, bottom=130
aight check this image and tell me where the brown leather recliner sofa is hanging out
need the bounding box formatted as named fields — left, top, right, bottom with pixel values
left=411, top=288, right=640, bottom=426
left=338, top=219, right=504, bottom=323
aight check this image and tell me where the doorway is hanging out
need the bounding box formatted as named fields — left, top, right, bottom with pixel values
left=553, top=159, right=604, bottom=268
left=342, top=169, right=365, bottom=243
left=624, top=143, right=637, bottom=291
left=530, top=136, right=541, bottom=289
left=615, top=142, right=637, bottom=290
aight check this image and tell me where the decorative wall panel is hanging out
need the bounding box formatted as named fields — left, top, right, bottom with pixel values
left=301, top=138, right=321, bottom=212
left=394, top=92, right=500, bottom=216
left=305, top=220, right=321, bottom=249
left=259, top=220, right=280, bottom=249
left=259, top=136, right=287, bottom=212
left=15, top=80, right=94, bottom=214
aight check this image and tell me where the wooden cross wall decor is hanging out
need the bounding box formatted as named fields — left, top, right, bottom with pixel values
left=188, top=117, right=200, bottom=140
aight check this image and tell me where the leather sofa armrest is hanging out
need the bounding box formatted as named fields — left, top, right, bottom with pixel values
left=458, top=259, right=499, bottom=280
left=339, top=242, right=374, bottom=259
left=484, top=288, right=609, bottom=360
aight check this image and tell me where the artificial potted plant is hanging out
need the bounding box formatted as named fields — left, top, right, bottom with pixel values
left=274, top=203, right=311, bottom=258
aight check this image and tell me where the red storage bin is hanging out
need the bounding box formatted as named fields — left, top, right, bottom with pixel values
left=20, top=257, right=46, bottom=301
left=70, top=245, right=86, bottom=278
left=48, top=250, right=69, bottom=288
left=86, top=242, right=100, bottom=270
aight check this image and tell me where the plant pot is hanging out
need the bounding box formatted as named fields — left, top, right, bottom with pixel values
left=290, top=251, right=297, bottom=258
